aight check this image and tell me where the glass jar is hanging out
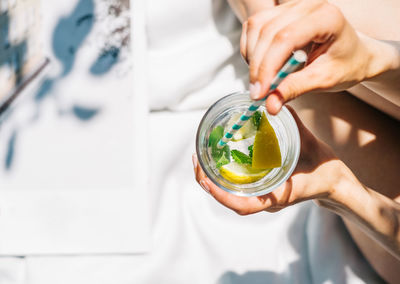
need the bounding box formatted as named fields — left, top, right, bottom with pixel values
left=196, top=91, right=300, bottom=197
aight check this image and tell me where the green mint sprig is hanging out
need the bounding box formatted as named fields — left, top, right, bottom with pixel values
left=252, top=111, right=262, bottom=130
left=248, top=145, right=253, bottom=159
left=208, top=126, right=230, bottom=168
left=231, top=149, right=252, bottom=165
left=216, top=152, right=230, bottom=168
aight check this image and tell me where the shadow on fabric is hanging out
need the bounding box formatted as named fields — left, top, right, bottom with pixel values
left=0, top=0, right=112, bottom=171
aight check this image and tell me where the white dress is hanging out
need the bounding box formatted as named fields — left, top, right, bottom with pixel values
left=0, top=0, right=385, bottom=283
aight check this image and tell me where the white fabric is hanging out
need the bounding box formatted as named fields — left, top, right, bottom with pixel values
left=146, top=0, right=248, bottom=111
left=0, top=111, right=384, bottom=283
left=0, top=0, right=387, bottom=282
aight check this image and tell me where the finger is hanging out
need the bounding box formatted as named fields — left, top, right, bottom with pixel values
left=254, top=3, right=344, bottom=100
left=249, top=20, right=281, bottom=85
left=265, top=61, right=334, bottom=114
left=240, top=21, right=248, bottom=63
left=193, top=156, right=214, bottom=195
left=265, top=207, right=284, bottom=213
left=307, top=41, right=332, bottom=64
left=265, top=92, right=284, bottom=115
left=193, top=159, right=277, bottom=215
left=276, top=60, right=335, bottom=103
left=249, top=5, right=304, bottom=86
left=193, top=154, right=208, bottom=183
left=192, top=153, right=197, bottom=171
left=245, top=16, right=263, bottom=63
left=202, top=178, right=274, bottom=215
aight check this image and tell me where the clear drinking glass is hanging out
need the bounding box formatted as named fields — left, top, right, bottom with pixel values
left=196, top=91, right=300, bottom=197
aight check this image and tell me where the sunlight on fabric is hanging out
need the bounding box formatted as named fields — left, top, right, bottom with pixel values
left=357, top=128, right=376, bottom=147
left=331, top=116, right=352, bottom=145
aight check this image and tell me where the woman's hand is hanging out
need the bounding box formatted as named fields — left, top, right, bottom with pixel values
left=192, top=106, right=350, bottom=215
left=241, top=0, right=400, bottom=115
left=193, top=107, right=400, bottom=263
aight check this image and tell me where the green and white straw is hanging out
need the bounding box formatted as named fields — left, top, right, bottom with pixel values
left=217, top=50, right=308, bottom=149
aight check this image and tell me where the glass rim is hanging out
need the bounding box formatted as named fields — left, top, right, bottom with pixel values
left=196, top=91, right=301, bottom=197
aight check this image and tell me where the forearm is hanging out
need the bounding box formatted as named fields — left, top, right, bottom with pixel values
left=320, top=173, right=400, bottom=283
left=230, top=0, right=400, bottom=39
left=329, top=0, right=400, bottom=41
left=360, top=38, right=400, bottom=110
left=318, top=163, right=400, bottom=259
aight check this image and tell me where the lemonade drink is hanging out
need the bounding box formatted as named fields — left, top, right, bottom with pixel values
left=196, top=92, right=300, bottom=197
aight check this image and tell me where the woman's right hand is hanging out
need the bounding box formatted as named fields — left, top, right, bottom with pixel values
left=240, top=0, right=400, bottom=114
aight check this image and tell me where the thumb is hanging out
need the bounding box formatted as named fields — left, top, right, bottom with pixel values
left=266, top=66, right=330, bottom=115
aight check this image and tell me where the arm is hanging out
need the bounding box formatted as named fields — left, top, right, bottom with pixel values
left=228, top=0, right=400, bottom=40
left=318, top=176, right=400, bottom=259
left=224, top=1, right=400, bottom=282
left=227, top=0, right=400, bottom=116
left=318, top=177, right=400, bottom=283
left=193, top=106, right=400, bottom=282
left=328, top=0, right=400, bottom=41
left=356, top=36, right=400, bottom=115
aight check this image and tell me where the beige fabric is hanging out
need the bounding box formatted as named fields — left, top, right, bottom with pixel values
left=348, top=83, right=400, bottom=120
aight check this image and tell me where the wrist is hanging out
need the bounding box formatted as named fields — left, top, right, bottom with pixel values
left=318, top=164, right=400, bottom=250
left=330, top=162, right=365, bottom=204
left=361, top=33, right=400, bottom=81
left=317, top=160, right=368, bottom=212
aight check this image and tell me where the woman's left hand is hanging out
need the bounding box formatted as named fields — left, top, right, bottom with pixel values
left=192, top=106, right=351, bottom=215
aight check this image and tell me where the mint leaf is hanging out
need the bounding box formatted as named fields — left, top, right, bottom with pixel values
left=208, top=125, right=223, bottom=148
left=252, top=111, right=262, bottom=130
left=208, top=126, right=230, bottom=165
left=231, top=149, right=252, bottom=165
left=248, top=145, right=253, bottom=159
left=216, top=152, right=230, bottom=168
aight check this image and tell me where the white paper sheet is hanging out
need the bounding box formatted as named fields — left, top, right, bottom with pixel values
left=0, top=0, right=150, bottom=255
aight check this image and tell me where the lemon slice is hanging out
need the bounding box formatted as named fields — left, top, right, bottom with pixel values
left=220, top=162, right=270, bottom=184
left=225, top=113, right=257, bottom=141
left=252, top=112, right=282, bottom=169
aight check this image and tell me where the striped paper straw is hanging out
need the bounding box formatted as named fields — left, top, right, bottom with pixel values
left=217, top=50, right=307, bottom=149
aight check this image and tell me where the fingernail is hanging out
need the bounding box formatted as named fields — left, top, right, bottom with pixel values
left=200, top=180, right=210, bottom=194
left=249, top=81, right=261, bottom=99
left=272, top=92, right=284, bottom=111
left=192, top=154, right=198, bottom=170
